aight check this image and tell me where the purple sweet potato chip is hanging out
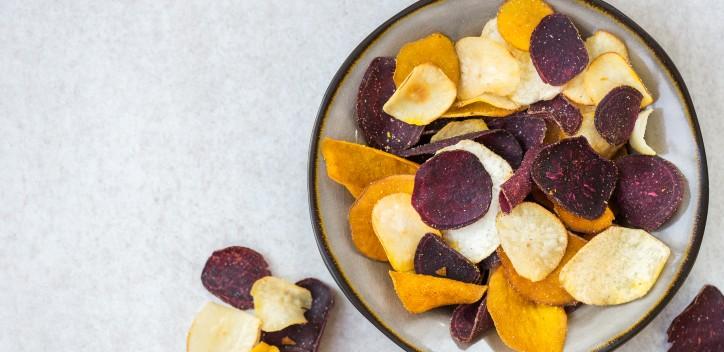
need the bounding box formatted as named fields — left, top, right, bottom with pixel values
left=530, top=13, right=589, bottom=86
left=450, top=296, right=494, bottom=345
left=613, top=155, right=685, bottom=231
left=594, top=86, right=644, bottom=145
left=412, top=150, right=493, bottom=230
left=356, top=57, right=423, bottom=154
left=478, top=251, right=501, bottom=271
left=201, top=246, right=271, bottom=310
left=531, top=136, right=618, bottom=219
left=262, top=278, right=334, bottom=352
left=414, top=233, right=482, bottom=284
left=565, top=302, right=582, bottom=314
left=486, top=114, right=547, bottom=152
left=667, top=285, right=724, bottom=352
left=499, top=145, right=542, bottom=213
left=529, top=95, right=583, bottom=135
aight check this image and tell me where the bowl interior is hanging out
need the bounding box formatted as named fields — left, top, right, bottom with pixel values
left=310, top=0, right=706, bottom=351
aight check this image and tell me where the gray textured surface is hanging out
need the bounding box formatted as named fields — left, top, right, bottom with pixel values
left=0, top=1, right=720, bottom=351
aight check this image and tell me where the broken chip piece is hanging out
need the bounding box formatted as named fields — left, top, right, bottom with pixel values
left=530, top=13, right=588, bottom=86
left=499, top=146, right=541, bottom=213
left=486, top=113, right=547, bottom=151
left=389, top=271, right=487, bottom=314
left=356, top=57, right=424, bottom=153
left=201, top=246, right=271, bottom=310
left=251, top=276, right=313, bottom=332
left=613, top=155, right=685, bottom=232
left=584, top=52, right=653, bottom=107
left=528, top=95, right=583, bottom=135
left=394, top=32, right=460, bottom=87
left=629, top=107, right=657, bottom=155
left=585, top=30, right=629, bottom=62
left=594, top=85, right=644, bottom=145
left=187, top=302, right=262, bottom=352
left=554, top=204, right=614, bottom=235
left=667, top=285, right=724, bottom=352
left=383, top=63, right=457, bottom=126
left=414, top=233, right=482, bottom=284
left=455, top=36, right=520, bottom=99
left=430, top=119, right=488, bottom=143
left=559, top=226, right=671, bottom=305
left=497, top=0, right=554, bottom=51
left=450, top=297, right=494, bottom=345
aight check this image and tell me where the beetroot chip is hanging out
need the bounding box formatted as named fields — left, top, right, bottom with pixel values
left=667, top=285, right=724, bottom=352
left=529, top=95, right=583, bottom=135
left=531, top=136, right=618, bottom=219
left=499, top=145, right=542, bottom=213
left=201, top=246, right=271, bottom=310
left=530, top=13, right=588, bottom=86
left=594, top=86, right=644, bottom=145
left=613, top=155, right=685, bottom=231
left=414, top=233, right=482, bottom=284
left=565, top=302, right=582, bottom=314
left=450, top=297, right=494, bottom=345
left=412, top=150, right=493, bottom=229
left=356, top=57, right=423, bottom=153
left=478, top=251, right=501, bottom=271
left=486, top=114, right=547, bottom=152
left=262, top=278, right=334, bottom=352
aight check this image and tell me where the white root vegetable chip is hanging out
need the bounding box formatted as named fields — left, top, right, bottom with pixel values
left=456, top=93, right=521, bottom=110
left=630, top=107, right=657, bottom=155
left=455, top=37, right=520, bottom=100
left=496, top=202, right=568, bottom=282
left=187, top=301, right=261, bottom=352
left=430, top=119, right=488, bottom=143
left=559, top=226, right=670, bottom=305
left=583, top=52, right=653, bottom=107
left=574, top=104, right=620, bottom=158
left=383, top=63, right=457, bottom=126
left=509, top=51, right=562, bottom=106
left=251, top=276, right=313, bottom=332
left=585, top=30, right=629, bottom=62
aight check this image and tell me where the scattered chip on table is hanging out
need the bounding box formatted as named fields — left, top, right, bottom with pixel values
left=187, top=302, right=262, bottom=352
left=251, top=276, right=313, bottom=332
left=201, top=246, right=271, bottom=310
left=667, top=285, right=724, bottom=352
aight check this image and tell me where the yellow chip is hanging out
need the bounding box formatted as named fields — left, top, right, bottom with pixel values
left=630, top=107, right=657, bottom=155
left=499, top=233, right=587, bottom=306
left=442, top=101, right=517, bottom=118
left=487, top=267, right=567, bottom=352
left=583, top=52, right=653, bottom=107
left=389, top=271, right=487, bottom=314
left=559, top=226, right=671, bottom=305
left=251, top=277, right=313, bottom=332
left=349, top=175, right=415, bottom=261
left=455, top=37, right=520, bottom=99
left=383, top=63, right=457, bottom=125
left=430, top=119, right=488, bottom=143
left=509, top=51, right=562, bottom=106
left=573, top=105, right=620, bottom=158
left=321, top=138, right=419, bottom=198
left=455, top=93, right=521, bottom=110
left=187, top=302, right=261, bottom=352
left=554, top=204, right=614, bottom=235
left=251, top=342, right=279, bottom=352
left=372, top=193, right=441, bottom=272
left=497, top=0, right=555, bottom=51
left=585, top=30, right=629, bottom=62
left=394, top=32, right=460, bottom=87
left=562, top=72, right=594, bottom=106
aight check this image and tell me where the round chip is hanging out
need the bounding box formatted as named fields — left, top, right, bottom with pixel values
left=383, top=63, right=457, bottom=126
left=629, top=107, right=657, bottom=155
left=530, top=13, right=588, bottom=86
left=497, top=0, right=554, bottom=51
left=594, top=85, right=643, bottom=145
left=394, top=32, right=460, bottom=87
left=430, top=119, right=488, bottom=143
left=583, top=52, right=653, bottom=107
left=412, top=150, right=493, bottom=230
left=613, top=155, right=685, bottom=232
left=455, top=37, right=520, bottom=99
left=187, top=302, right=261, bottom=352
left=509, top=51, right=563, bottom=106
left=201, top=246, right=271, bottom=310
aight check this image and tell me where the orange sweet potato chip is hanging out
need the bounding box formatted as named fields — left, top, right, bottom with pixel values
left=320, top=138, right=419, bottom=198
left=442, top=101, right=517, bottom=118
left=349, top=175, right=415, bottom=261
left=487, top=267, right=567, bottom=352
left=497, top=0, right=554, bottom=51
left=499, top=233, right=587, bottom=306
left=554, top=204, right=614, bottom=235
left=389, top=271, right=487, bottom=314
left=393, top=33, right=460, bottom=87
left=251, top=342, right=280, bottom=352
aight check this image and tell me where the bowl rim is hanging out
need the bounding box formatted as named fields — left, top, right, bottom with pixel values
left=307, top=0, right=709, bottom=351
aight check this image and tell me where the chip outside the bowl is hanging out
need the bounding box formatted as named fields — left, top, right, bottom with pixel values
left=389, top=271, right=487, bottom=314
left=667, top=285, right=724, bottom=351
left=251, top=277, right=313, bottom=332
left=383, top=63, right=457, bottom=126
left=455, top=36, right=521, bottom=99
left=394, top=32, right=460, bottom=87
left=201, top=246, right=271, bottom=310
left=583, top=52, right=653, bottom=107
left=187, top=302, right=262, bottom=352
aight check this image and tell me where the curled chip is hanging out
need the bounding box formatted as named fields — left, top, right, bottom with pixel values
left=574, top=105, right=620, bottom=158
left=430, top=119, right=488, bottom=143
left=412, top=150, right=493, bottom=230
left=530, top=13, right=588, bottom=86
left=613, top=155, right=685, bottom=232
left=201, top=246, right=271, bottom=310
left=554, top=204, right=614, bottom=235
left=439, top=140, right=514, bottom=263
left=372, top=193, right=442, bottom=272
left=455, top=37, right=520, bottom=99
left=261, top=278, right=334, bottom=352
left=529, top=95, right=583, bottom=135
left=251, top=276, right=313, bottom=332
left=349, top=175, right=415, bottom=261
left=187, top=302, right=261, bottom=352
left=442, top=101, right=516, bottom=118
left=585, top=30, right=629, bottom=62
left=559, top=226, right=670, bottom=305
left=383, top=63, right=457, bottom=126
left=456, top=93, right=521, bottom=111
left=450, top=297, right=494, bottom=345
left=487, top=268, right=567, bottom=352
left=531, top=136, right=618, bottom=219
left=497, top=0, right=554, bottom=51
left=629, top=108, right=657, bottom=155
left=321, top=137, right=419, bottom=198
left=496, top=202, right=568, bottom=282
left=251, top=342, right=279, bottom=352
left=389, top=271, right=487, bottom=314
left=499, top=146, right=541, bottom=213
left=667, top=285, right=724, bottom=352
left=356, top=57, right=424, bottom=153
left=394, top=32, right=460, bottom=87
left=584, top=52, right=653, bottom=107
left=414, top=233, right=482, bottom=284
left=510, top=51, right=563, bottom=106
left=499, top=233, right=587, bottom=306
left=594, top=86, right=643, bottom=145
left=486, top=113, right=547, bottom=151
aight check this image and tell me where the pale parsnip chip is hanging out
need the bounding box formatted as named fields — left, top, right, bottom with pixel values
left=187, top=302, right=261, bottom=352
left=509, top=51, right=562, bottom=105
left=456, top=93, right=521, bottom=110
left=630, top=107, right=657, bottom=155
left=481, top=18, right=525, bottom=57
left=456, top=37, right=520, bottom=99
left=251, top=277, right=312, bottom=332
left=583, top=52, right=653, bottom=107
left=430, top=119, right=488, bottom=143
left=559, top=226, right=671, bottom=305
left=574, top=104, right=620, bottom=158
left=383, top=63, right=457, bottom=126
left=496, top=202, right=568, bottom=282
left=439, top=140, right=513, bottom=263
left=372, top=193, right=441, bottom=272
left=585, top=30, right=629, bottom=62
left=563, top=72, right=594, bottom=105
